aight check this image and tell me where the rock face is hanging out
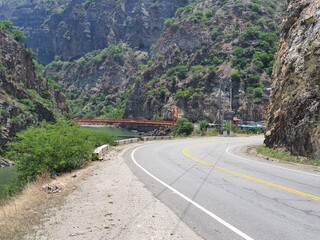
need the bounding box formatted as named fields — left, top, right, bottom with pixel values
left=44, top=44, right=148, bottom=118
left=0, top=30, right=67, bottom=147
left=265, top=0, right=320, bottom=158
left=2, top=0, right=285, bottom=123
left=0, top=0, right=194, bottom=64
left=124, top=0, right=284, bottom=121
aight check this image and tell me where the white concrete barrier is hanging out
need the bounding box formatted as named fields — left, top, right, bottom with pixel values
left=116, top=138, right=140, bottom=145
left=94, top=144, right=109, bottom=160
left=141, top=136, right=173, bottom=141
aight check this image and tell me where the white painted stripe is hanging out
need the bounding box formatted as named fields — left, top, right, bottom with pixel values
left=226, top=145, right=320, bottom=178
left=131, top=146, right=255, bottom=240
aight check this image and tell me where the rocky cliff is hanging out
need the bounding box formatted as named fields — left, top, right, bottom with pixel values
left=0, top=29, right=67, bottom=148
left=124, top=0, right=284, bottom=121
left=0, top=0, right=194, bottom=64
left=2, top=0, right=285, bottom=123
left=265, top=0, right=320, bottom=158
left=44, top=44, right=148, bottom=118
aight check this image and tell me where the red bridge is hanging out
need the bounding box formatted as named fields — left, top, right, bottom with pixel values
left=73, top=118, right=176, bottom=126
left=73, top=107, right=179, bottom=127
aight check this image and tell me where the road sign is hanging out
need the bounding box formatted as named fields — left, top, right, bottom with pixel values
left=224, top=111, right=235, bottom=120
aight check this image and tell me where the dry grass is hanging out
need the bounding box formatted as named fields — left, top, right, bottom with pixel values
left=0, top=176, right=53, bottom=239
left=0, top=168, right=89, bottom=240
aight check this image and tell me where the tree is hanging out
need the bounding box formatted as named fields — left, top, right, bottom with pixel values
left=199, top=120, right=209, bottom=132
left=6, top=120, right=96, bottom=183
left=231, top=71, right=241, bottom=82
left=174, top=118, right=194, bottom=136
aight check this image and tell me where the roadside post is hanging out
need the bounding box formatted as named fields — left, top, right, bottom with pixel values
left=224, top=111, right=235, bottom=137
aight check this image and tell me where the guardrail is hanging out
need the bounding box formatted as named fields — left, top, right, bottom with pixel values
left=93, top=136, right=173, bottom=159
left=73, top=118, right=176, bottom=126
left=116, top=138, right=140, bottom=145
left=141, top=136, right=173, bottom=141
left=93, top=144, right=109, bottom=160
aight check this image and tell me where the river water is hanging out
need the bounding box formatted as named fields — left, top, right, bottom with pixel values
left=0, top=166, right=18, bottom=198
left=0, top=126, right=138, bottom=198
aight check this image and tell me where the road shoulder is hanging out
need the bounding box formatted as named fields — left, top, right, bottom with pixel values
left=24, top=143, right=202, bottom=240
left=234, top=144, right=320, bottom=176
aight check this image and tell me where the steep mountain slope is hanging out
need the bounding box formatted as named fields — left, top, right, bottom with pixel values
left=0, top=25, right=67, bottom=148
left=45, top=44, right=148, bottom=118
left=124, top=0, right=284, bottom=121
left=43, top=0, right=284, bottom=122
left=3, top=0, right=285, bottom=122
left=265, top=0, right=320, bottom=158
left=0, top=0, right=195, bottom=64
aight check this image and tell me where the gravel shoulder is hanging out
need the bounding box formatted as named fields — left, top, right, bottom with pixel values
left=235, top=144, right=320, bottom=175
left=25, top=143, right=202, bottom=240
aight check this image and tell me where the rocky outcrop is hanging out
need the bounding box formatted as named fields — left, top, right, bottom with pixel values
left=0, top=0, right=194, bottom=64
left=5, top=0, right=285, bottom=123
left=125, top=0, right=284, bottom=122
left=265, top=0, right=320, bottom=158
left=0, top=30, right=67, bottom=147
left=44, top=44, right=148, bottom=118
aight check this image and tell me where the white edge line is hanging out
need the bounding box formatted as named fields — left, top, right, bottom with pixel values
left=226, top=145, right=320, bottom=178
left=131, top=145, right=254, bottom=240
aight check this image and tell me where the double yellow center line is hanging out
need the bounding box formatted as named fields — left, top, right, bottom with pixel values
left=183, top=144, right=320, bottom=202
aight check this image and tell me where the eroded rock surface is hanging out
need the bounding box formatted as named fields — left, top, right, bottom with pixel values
left=265, top=0, right=320, bottom=158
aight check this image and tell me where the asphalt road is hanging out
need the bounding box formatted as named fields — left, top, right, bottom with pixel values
left=126, top=136, right=320, bottom=240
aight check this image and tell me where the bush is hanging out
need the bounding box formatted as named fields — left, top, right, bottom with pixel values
left=174, top=118, right=194, bottom=136
left=231, top=71, right=241, bottom=82
left=208, top=129, right=219, bottom=136
left=164, top=18, right=174, bottom=29
left=199, top=120, right=209, bottom=132
left=6, top=120, right=113, bottom=184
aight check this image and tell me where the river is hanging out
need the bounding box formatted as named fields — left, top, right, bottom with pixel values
left=0, top=126, right=138, bottom=198
left=0, top=166, right=18, bottom=198
left=83, top=126, right=138, bottom=140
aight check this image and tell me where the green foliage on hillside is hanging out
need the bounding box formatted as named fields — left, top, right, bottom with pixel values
left=138, top=0, right=282, bottom=120
left=40, top=0, right=283, bottom=122
left=45, top=44, right=132, bottom=118
left=0, top=21, right=26, bottom=44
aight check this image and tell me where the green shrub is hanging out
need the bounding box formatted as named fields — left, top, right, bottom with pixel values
left=199, top=120, right=209, bottom=132
left=6, top=120, right=114, bottom=184
left=208, top=129, right=219, bottom=136
left=223, top=123, right=238, bottom=134
left=254, top=87, right=263, bottom=98
left=174, top=118, right=194, bottom=136
left=164, top=18, right=174, bottom=29
left=166, top=65, right=188, bottom=79
left=231, top=71, right=241, bottom=82
left=19, top=98, right=36, bottom=112
left=0, top=21, right=26, bottom=45
left=175, top=87, right=194, bottom=100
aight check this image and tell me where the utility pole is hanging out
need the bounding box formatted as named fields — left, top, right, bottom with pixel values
left=230, top=86, right=233, bottom=136
left=218, top=79, right=222, bottom=134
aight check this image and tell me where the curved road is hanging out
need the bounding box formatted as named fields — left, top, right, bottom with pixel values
left=126, top=136, right=320, bottom=240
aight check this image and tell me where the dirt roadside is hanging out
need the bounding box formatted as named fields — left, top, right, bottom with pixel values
left=23, top=143, right=202, bottom=240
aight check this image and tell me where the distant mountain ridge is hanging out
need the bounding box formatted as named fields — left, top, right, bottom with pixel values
left=0, top=0, right=195, bottom=64
left=0, top=0, right=285, bottom=123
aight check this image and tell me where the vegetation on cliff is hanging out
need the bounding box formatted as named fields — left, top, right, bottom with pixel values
left=125, top=0, right=284, bottom=122
left=40, top=0, right=285, bottom=122
left=44, top=44, right=147, bottom=118
left=0, top=20, right=26, bottom=44
left=0, top=22, right=68, bottom=149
